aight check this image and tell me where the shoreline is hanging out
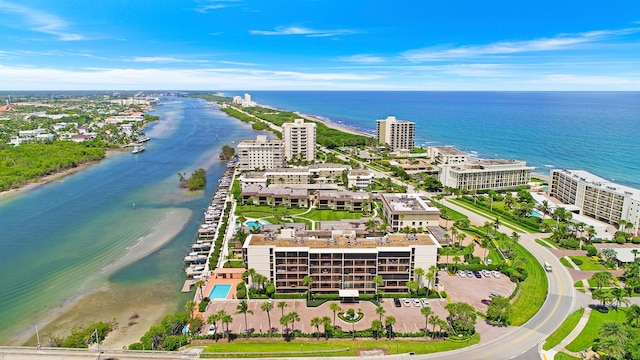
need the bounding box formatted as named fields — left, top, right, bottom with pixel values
left=10, top=207, right=192, bottom=348
left=0, top=150, right=123, bottom=201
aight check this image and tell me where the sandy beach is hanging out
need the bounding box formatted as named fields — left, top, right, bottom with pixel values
left=12, top=208, right=192, bottom=349
left=296, top=112, right=374, bottom=138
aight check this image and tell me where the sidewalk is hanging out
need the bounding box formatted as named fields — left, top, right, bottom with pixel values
left=540, top=307, right=592, bottom=359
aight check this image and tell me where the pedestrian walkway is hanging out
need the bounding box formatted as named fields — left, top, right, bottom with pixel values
left=540, top=307, right=592, bottom=359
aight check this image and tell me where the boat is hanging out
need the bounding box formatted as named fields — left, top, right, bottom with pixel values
left=138, top=136, right=151, bottom=143
left=132, top=144, right=145, bottom=154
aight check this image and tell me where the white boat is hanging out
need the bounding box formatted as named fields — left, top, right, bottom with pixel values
left=132, top=144, right=145, bottom=154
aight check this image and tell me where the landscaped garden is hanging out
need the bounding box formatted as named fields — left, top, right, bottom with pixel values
left=543, top=308, right=585, bottom=350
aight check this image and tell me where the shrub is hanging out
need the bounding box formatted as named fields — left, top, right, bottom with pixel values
left=236, top=289, right=246, bottom=299
left=198, top=298, right=210, bottom=312
left=615, top=236, right=627, bottom=244
left=571, top=258, right=584, bottom=266
left=633, top=236, right=640, bottom=244
left=586, top=246, right=598, bottom=257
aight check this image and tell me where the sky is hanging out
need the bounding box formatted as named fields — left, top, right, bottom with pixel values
left=0, top=0, right=639, bottom=90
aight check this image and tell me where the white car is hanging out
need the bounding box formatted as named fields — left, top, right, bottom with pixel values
left=421, top=298, right=431, bottom=306
left=491, top=271, right=501, bottom=278
left=402, top=298, right=411, bottom=307
left=412, top=298, right=422, bottom=307
left=457, top=270, right=466, bottom=278
left=207, top=324, right=217, bottom=335
left=482, top=270, right=491, bottom=278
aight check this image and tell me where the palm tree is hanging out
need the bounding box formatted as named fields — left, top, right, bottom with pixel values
left=236, top=300, right=253, bottom=337
left=611, top=288, right=630, bottom=309
left=280, top=313, right=290, bottom=337
left=452, top=256, right=461, bottom=272
left=598, top=335, right=627, bottom=359
left=632, top=249, right=640, bottom=262
left=626, top=277, right=640, bottom=295
left=261, top=301, right=274, bottom=337
left=288, top=311, right=300, bottom=337
left=194, top=279, right=205, bottom=301
left=599, top=321, right=628, bottom=343
left=321, top=316, right=332, bottom=339
left=365, top=219, right=377, bottom=233
left=185, top=300, right=196, bottom=318
left=371, top=319, right=384, bottom=339
left=421, top=306, right=432, bottom=338
left=414, top=267, right=425, bottom=288
left=330, top=303, right=342, bottom=327
left=481, top=238, right=490, bottom=263
left=592, top=271, right=613, bottom=290
left=278, top=301, right=288, bottom=317
left=539, top=200, right=550, bottom=219
left=451, top=227, right=459, bottom=248
left=618, top=219, right=628, bottom=233
left=428, top=314, right=439, bottom=338
left=303, top=275, right=313, bottom=301
left=207, top=313, right=220, bottom=339
left=437, top=318, right=449, bottom=338
left=219, top=311, right=232, bottom=341
left=376, top=305, right=386, bottom=323
left=385, top=316, right=396, bottom=339
left=310, top=317, right=322, bottom=339
left=373, top=275, right=384, bottom=299
left=425, top=271, right=435, bottom=295
left=493, top=217, right=501, bottom=235
left=626, top=304, right=640, bottom=328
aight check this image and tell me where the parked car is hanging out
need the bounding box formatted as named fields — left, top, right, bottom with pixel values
left=482, top=270, right=491, bottom=278
left=421, top=298, right=431, bottom=306
left=465, top=270, right=473, bottom=277
left=481, top=299, right=492, bottom=305
left=457, top=270, right=466, bottom=278
left=403, top=298, right=411, bottom=307
left=473, top=271, right=482, bottom=278
left=412, top=298, right=422, bottom=307
left=394, top=298, right=401, bottom=307
left=489, top=291, right=501, bottom=298
left=491, top=270, right=501, bottom=278
left=207, top=324, right=217, bottom=335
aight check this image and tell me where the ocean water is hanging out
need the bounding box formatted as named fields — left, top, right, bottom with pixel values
left=0, top=98, right=263, bottom=343
left=241, top=91, right=640, bottom=188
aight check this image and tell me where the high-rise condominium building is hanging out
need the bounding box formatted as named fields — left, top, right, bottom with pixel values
left=282, top=118, right=316, bottom=162
left=237, top=135, right=284, bottom=171
left=376, top=116, right=415, bottom=151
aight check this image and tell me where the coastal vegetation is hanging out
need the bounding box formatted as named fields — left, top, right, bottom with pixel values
left=128, top=311, right=193, bottom=351
left=219, top=145, right=235, bottom=162
left=49, top=320, right=115, bottom=348
left=178, top=168, right=207, bottom=190
left=0, top=141, right=105, bottom=192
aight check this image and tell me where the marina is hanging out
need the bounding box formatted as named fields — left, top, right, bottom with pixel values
left=183, top=161, right=237, bottom=281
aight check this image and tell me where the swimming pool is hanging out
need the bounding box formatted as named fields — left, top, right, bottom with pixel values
left=531, top=209, right=543, bottom=218
left=209, top=284, right=232, bottom=299
left=245, top=220, right=271, bottom=227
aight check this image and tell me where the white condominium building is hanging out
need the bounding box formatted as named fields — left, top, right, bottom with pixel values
left=380, top=193, right=441, bottom=231
left=237, top=135, right=285, bottom=171
left=282, top=118, right=316, bottom=162
left=427, top=146, right=469, bottom=164
left=376, top=116, right=415, bottom=151
left=439, top=159, right=533, bottom=191
left=242, top=229, right=439, bottom=294
left=550, top=169, right=640, bottom=234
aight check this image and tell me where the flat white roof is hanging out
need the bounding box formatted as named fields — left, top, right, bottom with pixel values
left=613, top=248, right=640, bottom=263
left=554, top=169, right=640, bottom=201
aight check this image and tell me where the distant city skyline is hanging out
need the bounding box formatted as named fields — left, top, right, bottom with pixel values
left=0, top=0, right=639, bottom=90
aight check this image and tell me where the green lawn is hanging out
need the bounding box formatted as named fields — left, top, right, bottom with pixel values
left=535, top=239, right=551, bottom=248
left=236, top=205, right=307, bottom=217
left=303, top=209, right=362, bottom=221
left=510, top=242, right=549, bottom=326
left=543, top=308, right=585, bottom=350
left=573, top=281, right=584, bottom=289
left=448, top=199, right=531, bottom=233
left=568, top=256, right=604, bottom=271
left=560, top=257, right=573, bottom=268
left=430, top=202, right=468, bottom=222
left=199, top=335, right=480, bottom=357
left=566, top=308, right=628, bottom=352
left=555, top=352, right=581, bottom=360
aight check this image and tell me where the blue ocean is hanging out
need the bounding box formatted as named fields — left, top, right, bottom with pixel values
left=235, top=91, right=640, bottom=188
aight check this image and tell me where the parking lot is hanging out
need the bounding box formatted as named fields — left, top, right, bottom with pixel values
left=439, top=270, right=517, bottom=312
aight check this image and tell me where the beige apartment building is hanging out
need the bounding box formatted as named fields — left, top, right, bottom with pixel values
left=376, top=116, right=415, bottom=151
left=380, top=193, right=441, bottom=231
left=550, top=169, right=640, bottom=233
left=427, top=146, right=469, bottom=164
left=283, top=118, right=317, bottom=162
left=238, top=163, right=351, bottom=189
left=237, top=135, right=285, bottom=171
left=242, top=229, right=439, bottom=294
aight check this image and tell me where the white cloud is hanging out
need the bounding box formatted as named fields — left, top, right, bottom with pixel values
left=402, top=28, right=639, bottom=61
left=337, top=54, right=386, bottom=64
left=130, top=56, right=208, bottom=63
left=0, top=0, right=84, bottom=41
left=250, top=26, right=355, bottom=37
left=194, top=0, right=240, bottom=13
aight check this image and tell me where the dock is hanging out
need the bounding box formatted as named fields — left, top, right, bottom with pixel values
left=181, top=280, right=194, bottom=293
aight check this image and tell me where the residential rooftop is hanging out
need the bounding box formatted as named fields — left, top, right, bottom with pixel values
left=245, top=232, right=439, bottom=249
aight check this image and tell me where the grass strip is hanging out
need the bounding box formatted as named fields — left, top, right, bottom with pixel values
left=448, top=199, right=531, bottom=233
left=199, top=335, right=480, bottom=358
left=566, top=308, right=628, bottom=352
left=535, top=239, right=551, bottom=248
left=510, top=242, right=549, bottom=326
left=555, top=352, right=581, bottom=360
left=542, top=308, right=584, bottom=350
